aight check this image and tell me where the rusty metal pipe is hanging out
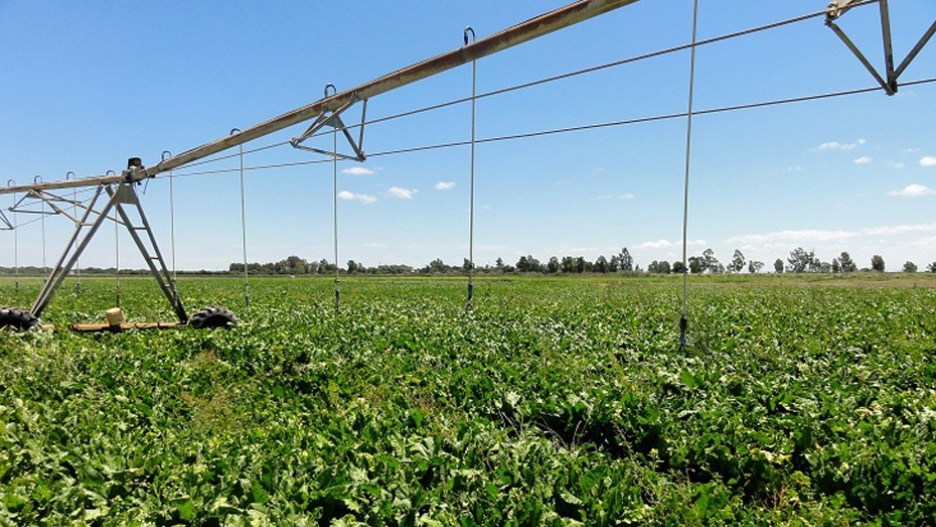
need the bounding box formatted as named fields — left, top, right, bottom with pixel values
left=149, top=0, right=640, bottom=178
left=1, top=0, right=639, bottom=196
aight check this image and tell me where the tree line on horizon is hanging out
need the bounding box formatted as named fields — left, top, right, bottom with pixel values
left=0, top=247, right=931, bottom=277
left=223, top=247, right=936, bottom=276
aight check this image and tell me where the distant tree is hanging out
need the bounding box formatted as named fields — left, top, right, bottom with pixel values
left=347, top=260, right=359, bottom=274
left=774, top=258, right=784, bottom=274
left=672, top=261, right=687, bottom=274
left=839, top=252, right=857, bottom=273
left=561, top=256, right=576, bottom=274
left=647, top=260, right=671, bottom=274
left=495, top=257, right=504, bottom=271
left=729, top=250, right=746, bottom=273
left=871, top=255, right=885, bottom=272
left=787, top=247, right=816, bottom=273
left=688, top=256, right=704, bottom=274
left=546, top=256, right=560, bottom=274
left=831, top=258, right=841, bottom=274
left=575, top=257, right=586, bottom=274
left=748, top=260, right=764, bottom=274
left=428, top=258, right=448, bottom=274
left=618, top=247, right=634, bottom=272
left=515, top=255, right=542, bottom=273
left=463, top=258, right=473, bottom=273
left=702, top=249, right=720, bottom=273
left=594, top=255, right=610, bottom=273
left=516, top=256, right=529, bottom=272
left=808, top=258, right=823, bottom=274
left=928, top=261, right=936, bottom=273
left=903, top=261, right=917, bottom=273
left=609, top=255, right=621, bottom=272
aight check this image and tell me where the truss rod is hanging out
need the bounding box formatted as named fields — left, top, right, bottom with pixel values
left=141, top=0, right=642, bottom=179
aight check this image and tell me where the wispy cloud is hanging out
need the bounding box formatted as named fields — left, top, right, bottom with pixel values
left=726, top=230, right=856, bottom=244
left=434, top=181, right=455, bottom=190
left=817, top=139, right=866, bottom=151
left=853, top=156, right=873, bottom=165
left=337, top=190, right=377, bottom=204
left=889, top=184, right=936, bottom=197
left=920, top=156, right=936, bottom=167
left=342, top=167, right=376, bottom=176
left=887, top=161, right=905, bottom=169
left=598, top=193, right=635, bottom=201
left=636, top=239, right=706, bottom=250
left=863, top=223, right=936, bottom=236
left=388, top=187, right=416, bottom=199
left=727, top=224, right=936, bottom=245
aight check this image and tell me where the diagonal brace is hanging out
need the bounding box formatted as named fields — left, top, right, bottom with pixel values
left=827, top=0, right=936, bottom=96
left=290, top=96, right=368, bottom=161
left=30, top=183, right=186, bottom=323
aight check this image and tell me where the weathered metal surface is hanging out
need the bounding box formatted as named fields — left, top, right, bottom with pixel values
left=1, top=173, right=125, bottom=196
left=0, top=0, right=640, bottom=196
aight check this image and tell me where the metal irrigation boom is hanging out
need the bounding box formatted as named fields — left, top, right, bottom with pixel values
left=0, top=0, right=645, bottom=330
left=0, top=0, right=931, bottom=332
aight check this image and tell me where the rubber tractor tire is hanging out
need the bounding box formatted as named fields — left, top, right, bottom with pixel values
left=0, top=307, right=39, bottom=331
left=188, top=306, right=238, bottom=330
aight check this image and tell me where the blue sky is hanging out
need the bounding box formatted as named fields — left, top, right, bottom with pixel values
left=1, top=1, right=934, bottom=271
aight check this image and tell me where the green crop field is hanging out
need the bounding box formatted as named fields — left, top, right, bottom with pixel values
left=2, top=275, right=936, bottom=526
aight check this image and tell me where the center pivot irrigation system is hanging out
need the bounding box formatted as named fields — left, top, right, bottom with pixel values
left=1, top=0, right=933, bottom=332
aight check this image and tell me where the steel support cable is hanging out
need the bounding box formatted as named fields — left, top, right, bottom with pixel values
left=35, top=176, right=47, bottom=278
left=232, top=128, right=251, bottom=311
left=466, top=27, right=478, bottom=311
left=174, top=140, right=290, bottom=171
left=162, top=151, right=178, bottom=288
left=167, top=77, right=936, bottom=180
left=160, top=2, right=878, bottom=176
left=679, top=0, right=700, bottom=348
left=105, top=170, right=121, bottom=308
left=114, top=203, right=121, bottom=308
left=295, top=2, right=879, bottom=143
left=333, top=115, right=341, bottom=312
left=66, top=171, right=80, bottom=295
left=326, top=84, right=341, bottom=312
left=7, top=179, right=19, bottom=292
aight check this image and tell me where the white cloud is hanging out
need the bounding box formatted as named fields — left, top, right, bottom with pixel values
left=726, top=229, right=856, bottom=244
left=817, top=139, right=865, bottom=151
left=920, top=156, right=936, bottom=167
left=887, top=161, right=905, bottom=169
left=636, top=239, right=706, bottom=250
left=889, top=184, right=936, bottom=197
left=388, top=187, right=416, bottom=199
left=863, top=223, right=936, bottom=236
left=434, top=181, right=455, bottom=190
left=853, top=156, right=873, bottom=165
left=337, top=190, right=377, bottom=204
left=342, top=167, right=376, bottom=176
left=598, top=193, right=635, bottom=200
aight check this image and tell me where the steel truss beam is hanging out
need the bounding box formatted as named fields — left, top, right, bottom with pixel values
left=290, top=95, right=368, bottom=161
left=827, top=0, right=936, bottom=95
left=0, top=0, right=642, bottom=197
left=30, top=182, right=185, bottom=322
